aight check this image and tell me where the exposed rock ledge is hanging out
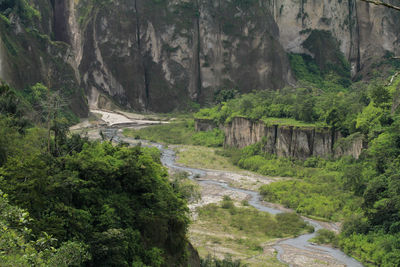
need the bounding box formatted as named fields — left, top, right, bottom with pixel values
left=195, top=117, right=363, bottom=159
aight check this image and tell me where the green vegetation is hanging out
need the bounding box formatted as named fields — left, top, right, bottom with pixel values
left=197, top=203, right=313, bottom=238
left=0, top=84, right=191, bottom=266
left=191, top=42, right=400, bottom=265
left=191, top=197, right=312, bottom=266
left=310, top=229, right=338, bottom=246
left=123, top=120, right=224, bottom=147
left=0, top=0, right=40, bottom=25
left=261, top=117, right=319, bottom=127
left=171, top=171, right=201, bottom=203
left=200, top=255, right=247, bottom=267
left=301, top=30, right=351, bottom=87
left=176, top=145, right=242, bottom=172
left=0, top=190, right=90, bottom=266
left=195, top=86, right=365, bottom=133
left=208, top=90, right=400, bottom=265
left=289, top=53, right=351, bottom=91
left=219, top=143, right=363, bottom=221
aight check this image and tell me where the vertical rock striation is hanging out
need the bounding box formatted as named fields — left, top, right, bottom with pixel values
left=0, top=1, right=399, bottom=114
left=221, top=117, right=350, bottom=159
left=271, top=0, right=400, bottom=77
left=76, top=0, right=294, bottom=112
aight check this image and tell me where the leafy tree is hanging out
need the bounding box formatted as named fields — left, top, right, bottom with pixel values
left=370, top=83, right=391, bottom=107
left=213, top=88, right=239, bottom=104
left=0, top=138, right=190, bottom=266
left=0, top=190, right=90, bottom=266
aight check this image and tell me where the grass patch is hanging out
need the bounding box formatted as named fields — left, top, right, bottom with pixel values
left=123, top=120, right=224, bottom=147
left=176, top=146, right=241, bottom=172
left=261, top=117, right=326, bottom=127
left=190, top=200, right=313, bottom=266
left=199, top=199, right=314, bottom=239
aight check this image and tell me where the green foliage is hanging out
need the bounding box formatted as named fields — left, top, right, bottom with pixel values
left=260, top=179, right=361, bottom=220
left=213, top=88, right=239, bottom=104
left=301, top=30, right=351, bottom=85
left=198, top=203, right=312, bottom=239
left=219, top=143, right=363, bottom=220
left=310, top=229, right=338, bottom=246
left=200, top=254, right=248, bottom=267
left=0, top=190, right=90, bottom=266
left=195, top=86, right=366, bottom=135
left=0, top=84, right=31, bottom=131
left=339, top=232, right=400, bottom=266
left=171, top=171, right=201, bottom=203
left=289, top=54, right=322, bottom=85
left=0, top=104, right=191, bottom=266
left=123, top=120, right=224, bottom=147
left=0, top=0, right=40, bottom=25
left=289, top=52, right=351, bottom=91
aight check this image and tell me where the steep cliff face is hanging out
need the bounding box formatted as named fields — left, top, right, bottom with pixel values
left=271, top=0, right=400, bottom=77
left=74, top=0, right=400, bottom=111
left=220, top=117, right=364, bottom=159
left=334, top=132, right=364, bottom=159
left=77, top=0, right=293, bottom=112
left=0, top=0, right=399, bottom=114
left=0, top=0, right=88, bottom=117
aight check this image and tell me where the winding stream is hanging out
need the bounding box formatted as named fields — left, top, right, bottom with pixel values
left=101, top=127, right=363, bottom=266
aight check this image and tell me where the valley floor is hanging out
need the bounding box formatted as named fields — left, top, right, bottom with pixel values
left=71, top=109, right=361, bottom=267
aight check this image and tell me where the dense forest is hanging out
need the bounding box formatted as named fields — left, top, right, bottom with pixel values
left=0, top=84, right=194, bottom=266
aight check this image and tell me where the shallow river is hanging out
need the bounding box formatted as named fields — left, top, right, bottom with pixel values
left=102, top=128, right=363, bottom=267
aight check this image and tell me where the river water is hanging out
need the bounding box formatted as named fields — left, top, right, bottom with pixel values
left=101, top=128, right=363, bottom=267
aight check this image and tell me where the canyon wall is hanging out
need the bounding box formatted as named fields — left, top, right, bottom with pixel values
left=197, top=117, right=363, bottom=159
left=0, top=0, right=88, bottom=117
left=271, top=0, right=400, bottom=77
left=75, top=0, right=400, bottom=111
left=0, top=1, right=399, bottom=115
left=224, top=117, right=337, bottom=159
left=77, top=0, right=293, bottom=112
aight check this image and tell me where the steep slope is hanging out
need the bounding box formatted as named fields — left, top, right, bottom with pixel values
left=0, top=0, right=88, bottom=117
left=272, top=0, right=400, bottom=77
left=77, top=0, right=293, bottom=112
left=0, top=0, right=399, bottom=114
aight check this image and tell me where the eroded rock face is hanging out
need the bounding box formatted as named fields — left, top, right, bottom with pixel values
left=0, top=0, right=88, bottom=117
left=74, top=0, right=400, bottom=111
left=77, top=0, right=293, bottom=112
left=334, top=133, right=364, bottom=159
left=272, top=0, right=400, bottom=77
left=223, top=117, right=343, bottom=159
left=1, top=1, right=400, bottom=115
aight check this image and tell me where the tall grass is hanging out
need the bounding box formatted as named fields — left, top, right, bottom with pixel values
left=123, top=120, right=224, bottom=147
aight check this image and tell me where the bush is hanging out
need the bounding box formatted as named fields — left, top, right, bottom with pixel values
left=311, top=229, right=338, bottom=246
left=200, top=254, right=248, bottom=267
